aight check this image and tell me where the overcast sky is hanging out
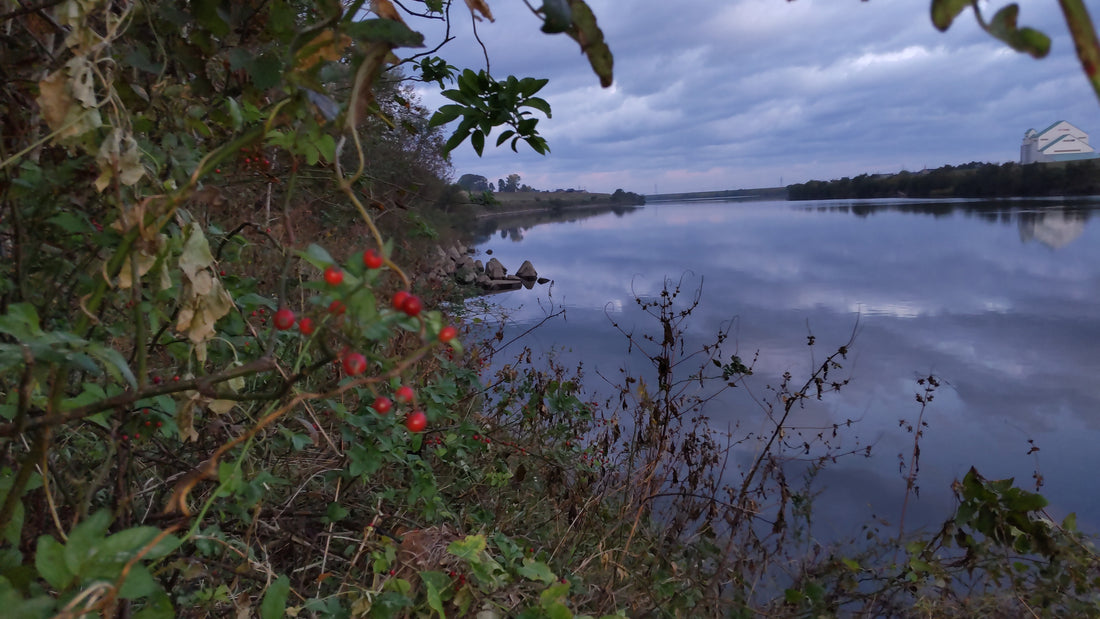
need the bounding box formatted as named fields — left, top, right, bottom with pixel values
left=409, top=1, right=1100, bottom=194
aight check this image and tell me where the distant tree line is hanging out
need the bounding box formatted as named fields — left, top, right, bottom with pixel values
left=455, top=174, right=643, bottom=204
left=787, top=160, right=1100, bottom=200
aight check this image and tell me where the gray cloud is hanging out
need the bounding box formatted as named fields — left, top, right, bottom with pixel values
left=411, top=1, right=1100, bottom=193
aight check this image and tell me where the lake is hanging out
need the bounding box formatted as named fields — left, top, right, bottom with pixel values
left=469, top=198, right=1100, bottom=539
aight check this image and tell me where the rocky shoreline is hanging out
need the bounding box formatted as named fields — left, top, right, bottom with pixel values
left=427, top=242, right=549, bottom=293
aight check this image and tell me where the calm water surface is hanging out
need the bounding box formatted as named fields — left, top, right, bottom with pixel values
left=472, top=198, right=1100, bottom=537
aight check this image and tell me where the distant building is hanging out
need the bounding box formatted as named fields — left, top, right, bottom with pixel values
left=1020, top=120, right=1100, bottom=164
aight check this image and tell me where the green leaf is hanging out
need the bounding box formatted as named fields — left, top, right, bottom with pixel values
left=988, top=4, right=1050, bottom=58
left=519, top=77, right=549, bottom=98
left=429, top=104, right=465, bottom=127
left=250, top=54, right=285, bottom=90
left=35, top=536, right=74, bottom=590
left=420, top=571, right=451, bottom=618
left=931, top=0, right=971, bottom=31
left=525, top=97, right=552, bottom=118
left=133, top=587, right=174, bottom=619
left=260, top=575, right=290, bottom=619
left=567, top=1, right=613, bottom=87
left=48, top=212, right=91, bottom=233
left=300, top=244, right=336, bottom=269
left=0, top=304, right=43, bottom=339
left=193, top=0, right=230, bottom=36
left=519, top=559, right=556, bottom=584
left=225, top=97, right=243, bottom=130
left=63, top=510, right=111, bottom=576
left=118, top=564, right=159, bottom=600
left=86, top=343, right=137, bottom=388
left=470, top=130, right=485, bottom=156
left=345, top=19, right=426, bottom=48
left=540, top=0, right=572, bottom=33
left=2, top=497, right=22, bottom=547
left=540, top=581, right=570, bottom=606
left=326, top=502, right=349, bottom=522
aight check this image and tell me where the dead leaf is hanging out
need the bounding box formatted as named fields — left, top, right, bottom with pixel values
left=372, top=0, right=404, bottom=21
left=176, top=223, right=234, bottom=361
left=464, top=0, right=494, bottom=22
left=95, top=128, right=145, bottom=191
left=177, top=393, right=201, bottom=442
left=36, top=57, right=103, bottom=140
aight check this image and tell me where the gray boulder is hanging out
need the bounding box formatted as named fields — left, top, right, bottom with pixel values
left=516, top=260, right=537, bottom=280
left=485, top=257, right=507, bottom=279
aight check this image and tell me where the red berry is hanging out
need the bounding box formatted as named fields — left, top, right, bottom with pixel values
left=342, top=352, right=367, bottom=376
left=372, top=396, right=393, bottom=415
left=324, top=266, right=343, bottom=286
left=152, top=376, right=162, bottom=385
left=438, top=325, right=458, bottom=343
left=405, top=410, right=427, bottom=433
left=394, top=385, right=415, bottom=404
left=363, top=249, right=384, bottom=269
left=401, top=295, right=422, bottom=317
left=173, top=375, right=180, bottom=382
left=297, top=316, right=314, bottom=335
left=328, top=300, right=346, bottom=315
left=391, top=290, right=410, bottom=311
left=274, top=308, right=295, bottom=330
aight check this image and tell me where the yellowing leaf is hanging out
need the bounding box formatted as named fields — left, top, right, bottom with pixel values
left=295, top=30, right=353, bottom=71
left=464, top=0, right=494, bottom=22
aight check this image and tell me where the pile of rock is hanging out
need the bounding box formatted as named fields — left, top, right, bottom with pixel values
left=428, top=243, right=547, bottom=292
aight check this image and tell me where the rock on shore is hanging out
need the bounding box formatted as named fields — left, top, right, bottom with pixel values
left=428, top=243, right=545, bottom=292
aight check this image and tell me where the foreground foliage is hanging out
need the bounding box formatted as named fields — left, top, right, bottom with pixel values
left=1, top=0, right=1099, bottom=617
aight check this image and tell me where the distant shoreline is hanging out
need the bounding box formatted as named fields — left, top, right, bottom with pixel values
left=646, top=187, right=788, bottom=203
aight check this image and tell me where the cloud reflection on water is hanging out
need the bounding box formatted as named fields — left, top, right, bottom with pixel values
left=472, top=199, right=1100, bottom=535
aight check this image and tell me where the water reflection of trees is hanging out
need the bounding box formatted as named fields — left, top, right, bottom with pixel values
left=472, top=204, right=640, bottom=245
left=805, top=201, right=1096, bottom=249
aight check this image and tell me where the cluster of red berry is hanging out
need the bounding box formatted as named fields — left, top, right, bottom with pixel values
left=250, top=247, right=461, bottom=437
left=215, top=147, right=273, bottom=175
left=121, top=408, right=164, bottom=443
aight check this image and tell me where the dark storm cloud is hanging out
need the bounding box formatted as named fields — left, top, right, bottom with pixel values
left=412, top=1, right=1100, bottom=193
